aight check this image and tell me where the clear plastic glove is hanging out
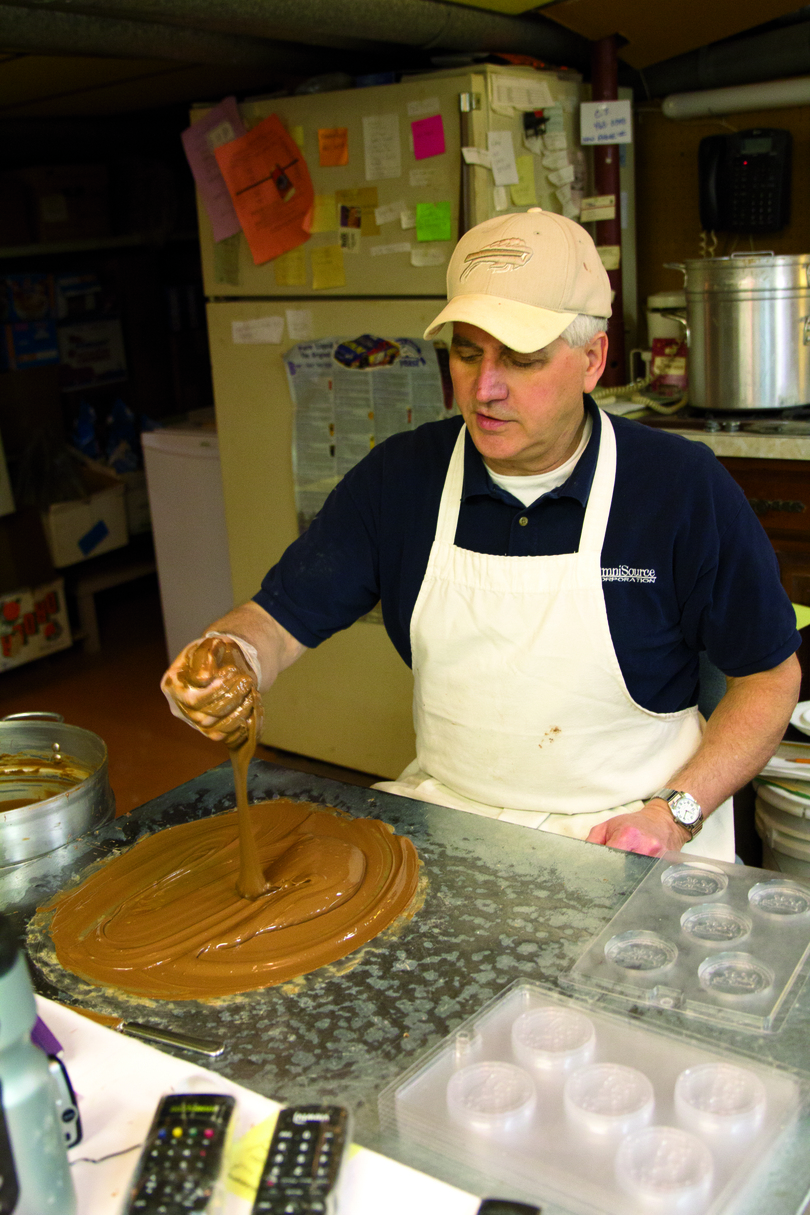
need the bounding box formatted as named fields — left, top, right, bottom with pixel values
left=161, top=634, right=263, bottom=748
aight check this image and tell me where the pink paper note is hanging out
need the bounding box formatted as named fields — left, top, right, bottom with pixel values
left=411, top=114, right=445, bottom=161
left=181, top=97, right=246, bottom=242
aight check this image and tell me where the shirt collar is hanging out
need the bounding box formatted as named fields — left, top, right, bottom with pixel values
left=461, top=395, right=601, bottom=508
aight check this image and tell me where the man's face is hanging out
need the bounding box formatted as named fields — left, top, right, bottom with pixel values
left=449, top=322, right=608, bottom=475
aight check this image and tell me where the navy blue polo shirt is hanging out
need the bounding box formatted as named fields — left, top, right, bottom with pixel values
left=255, top=397, right=800, bottom=713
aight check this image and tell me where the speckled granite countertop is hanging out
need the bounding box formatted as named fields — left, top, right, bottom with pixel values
left=5, top=762, right=810, bottom=1210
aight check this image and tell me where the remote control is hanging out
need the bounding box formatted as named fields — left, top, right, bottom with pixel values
left=250, top=1104, right=351, bottom=1215
left=123, top=1092, right=236, bottom=1214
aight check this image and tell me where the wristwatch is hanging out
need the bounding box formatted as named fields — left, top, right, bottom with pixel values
left=649, top=787, right=704, bottom=838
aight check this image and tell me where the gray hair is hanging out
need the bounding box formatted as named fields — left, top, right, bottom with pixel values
left=559, top=314, right=608, bottom=348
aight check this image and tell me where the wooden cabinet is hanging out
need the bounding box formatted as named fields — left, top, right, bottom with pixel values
left=718, top=456, right=810, bottom=605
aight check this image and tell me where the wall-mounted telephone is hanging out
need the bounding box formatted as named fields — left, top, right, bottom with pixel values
left=698, top=128, right=791, bottom=233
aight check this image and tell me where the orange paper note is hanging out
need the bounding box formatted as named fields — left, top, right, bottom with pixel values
left=215, top=114, right=314, bottom=266
left=318, top=128, right=349, bottom=167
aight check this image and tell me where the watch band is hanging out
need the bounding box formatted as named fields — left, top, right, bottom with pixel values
left=649, top=787, right=704, bottom=838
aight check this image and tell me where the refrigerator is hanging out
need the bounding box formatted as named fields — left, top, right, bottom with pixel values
left=195, top=65, right=637, bottom=778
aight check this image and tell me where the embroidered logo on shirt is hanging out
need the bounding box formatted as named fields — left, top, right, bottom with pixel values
left=460, top=237, right=533, bottom=279
left=601, top=566, right=657, bottom=583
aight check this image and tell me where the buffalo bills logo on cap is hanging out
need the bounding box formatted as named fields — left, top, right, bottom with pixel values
left=460, top=237, right=534, bottom=280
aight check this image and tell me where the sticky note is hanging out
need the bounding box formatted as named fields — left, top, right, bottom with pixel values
left=411, top=114, right=445, bottom=160
left=411, top=245, right=448, bottom=267
left=415, top=200, right=452, bottom=242
left=286, top=309, right=313, bottom=340
left=318, top=127, right=348, bottom=167
left=409, top=167, right=434, bottom=189
left=487, top=130, right=519, bottom=186
left=213, top=232, right=240, bottom=285
left=555, top=184, right=573, bottom=205
left=510, top=155, right=537, bottom=207
left=273, top=247, right=306, bottom=287
left=400, top=207, right=416, bottom=230
left=290, top=125, right=305, bottom=149
left=311, top=245, right=346, bottom=289
left=544, top=132, right=567, bottom=152
left=232, top=316, right=284, bottom=344
left=407, top=97, right=440, bottom=118
left=493, top=185, right=509, bottom=212
left=310, top=194, right=337, bottom=233
left=795, top=602, right=810, bottom=630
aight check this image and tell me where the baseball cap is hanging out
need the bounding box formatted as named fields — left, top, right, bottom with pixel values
left=424, top=208, right=612, bottom=353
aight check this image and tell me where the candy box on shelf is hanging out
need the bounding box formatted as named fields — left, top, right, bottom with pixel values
left=0, top=580, right=71, bottom=671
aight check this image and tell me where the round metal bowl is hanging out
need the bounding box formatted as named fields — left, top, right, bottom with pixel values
left=0, top=713, right=115, bottom=865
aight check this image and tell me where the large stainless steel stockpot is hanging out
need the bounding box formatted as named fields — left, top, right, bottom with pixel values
left=672, top=253, right=810, bottom=412
left=0, top=712, right=115, bottom=864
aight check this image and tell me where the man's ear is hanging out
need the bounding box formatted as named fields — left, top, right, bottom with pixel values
left=583, top=332, right=609, bottom=391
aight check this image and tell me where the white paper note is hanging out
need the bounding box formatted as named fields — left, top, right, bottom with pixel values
left=563, top=199, right=580, bottom=219
left=232, top=316, right=284, bottom=344
left=541, top=150, right=569, bottom=171
left=489, top=73, right=554, bottom=116
left=544, top=132, right=568, bottom=152
left=487, top=130, right=519, bottom=186
left=580, top=99, right=632, bottom=146
left=407, top=97, right=440, bottom=118
left=400, top=207, right=417, bottom=230
left=374, top=200, right=406, bottom=225
left=493, top=185, right=509, bottom=212
left=370, top=242, right=411, bottom=257
left=409, top=167, right=435, bottom=188
left=547, top=164, right=575, bottom=187
left=461, top=146, right=492, bottom=169
left=410, top=244, right=448, bottom=267
left=554, top=184, right=573, bottom=205
left=339, top=228, right=361, bottom=253
left=363, top=114, right=402, bottom=181
left=285, top=309, right=313, bottom=341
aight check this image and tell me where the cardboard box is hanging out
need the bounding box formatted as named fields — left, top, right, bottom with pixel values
left=41, top=461, right=127, bottom=568
left=54, top=272, right=108, bottom=321
left=17, top=165, right=109, bottom=243
left=57, top=319, right=127, bottom=391
left=0, top=320, right=59, bottom=371
left=1, top=274, right=54, bottom=322
left=0, top=578, right=71, bottom=671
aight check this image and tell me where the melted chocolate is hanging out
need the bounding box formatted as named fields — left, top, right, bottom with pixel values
left=47, top=799, right=420, bottom=1000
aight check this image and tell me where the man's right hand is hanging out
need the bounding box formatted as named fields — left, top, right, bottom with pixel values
left=161, top=635, right=261, bottom=748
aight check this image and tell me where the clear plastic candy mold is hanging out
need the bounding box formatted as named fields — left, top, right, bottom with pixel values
left=604, top=930, right=678, bottom=972
left=446, top=1061, right=536, bottom=1135
left=661, top=863, right=728, bottom=900
left=680, top=903, right=752, bottom=945
left=563, top=1062, right=654, bottom=1137
left=675, top=1062, right=766, bottom=1140
left=615, top=1125, right=714, bottom=1214
left=511, top=1006, right=596, bottom=1075
left=748, top=880, right=810, bottom=918
left=697, top=952, right=774, bottom=997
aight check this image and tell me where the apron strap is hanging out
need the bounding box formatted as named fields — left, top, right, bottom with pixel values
left=434, top=425, right=466, bottom=546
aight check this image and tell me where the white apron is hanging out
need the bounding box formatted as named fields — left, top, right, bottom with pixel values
left=375, top=412, right=735, bottom=861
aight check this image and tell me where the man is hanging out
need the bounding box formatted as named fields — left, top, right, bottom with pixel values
left=163, top=208, right=801, bottom=861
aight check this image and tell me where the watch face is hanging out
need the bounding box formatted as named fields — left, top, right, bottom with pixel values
left=671, top=793, right=702, bottom=827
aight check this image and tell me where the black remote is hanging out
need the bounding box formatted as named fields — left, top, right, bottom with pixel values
left=123, top=1092, right=236, bottom=1213
left=250, top=1104, right=351, bottom=1215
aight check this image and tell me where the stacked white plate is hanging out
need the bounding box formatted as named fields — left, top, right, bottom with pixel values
left=754, top=717, right=810, bottom=875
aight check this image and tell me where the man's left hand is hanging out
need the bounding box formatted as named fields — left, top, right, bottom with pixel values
left=586, top=800, right=690, bottom=857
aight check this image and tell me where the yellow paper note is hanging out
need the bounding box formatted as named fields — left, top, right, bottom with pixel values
left=311, top=244, right=346, bottom=289
left=597, top=245, right=621, bottom=271
left=795, top=603, right=810, bottom=631
left=290, top=125, right=305, bottom=149
left=510, top=155, right=537, bottom=207
left=273, top=246, right=307, bottom=287
left=311, top=193, right=338, bottom=233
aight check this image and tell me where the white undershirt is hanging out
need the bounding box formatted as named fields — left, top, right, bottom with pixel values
left=485, top=414, right=594, bottom=507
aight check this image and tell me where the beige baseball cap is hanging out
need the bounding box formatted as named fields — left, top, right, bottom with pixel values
left=424, top=207, right=612, bottom=353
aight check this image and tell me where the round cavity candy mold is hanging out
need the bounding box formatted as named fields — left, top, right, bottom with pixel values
left=604, top=930, right=678, bottom=972
left=615, top=1125, right=714, bottom=1214
left=698, top=952, right=774, bottom=997
left=748, top=879, right=810, bottom=918
left=675, top=1062, right=766, bottom=1140
left=680, top=903, right=752, bottom=946
left=563, top=1063, right=654, bottom=1136
left=511, top=1006, right=596, bottom=1075
left=661, top=862, right=728, bottom=900
left=446, top=1061, right=536, bottom=1135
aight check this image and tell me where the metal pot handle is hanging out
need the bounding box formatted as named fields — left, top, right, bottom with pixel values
left=658, top=311, right=690, bottom=348
left=730, top=250, right=774, bottom=257
left=1, top=711, right=65, bottom=723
